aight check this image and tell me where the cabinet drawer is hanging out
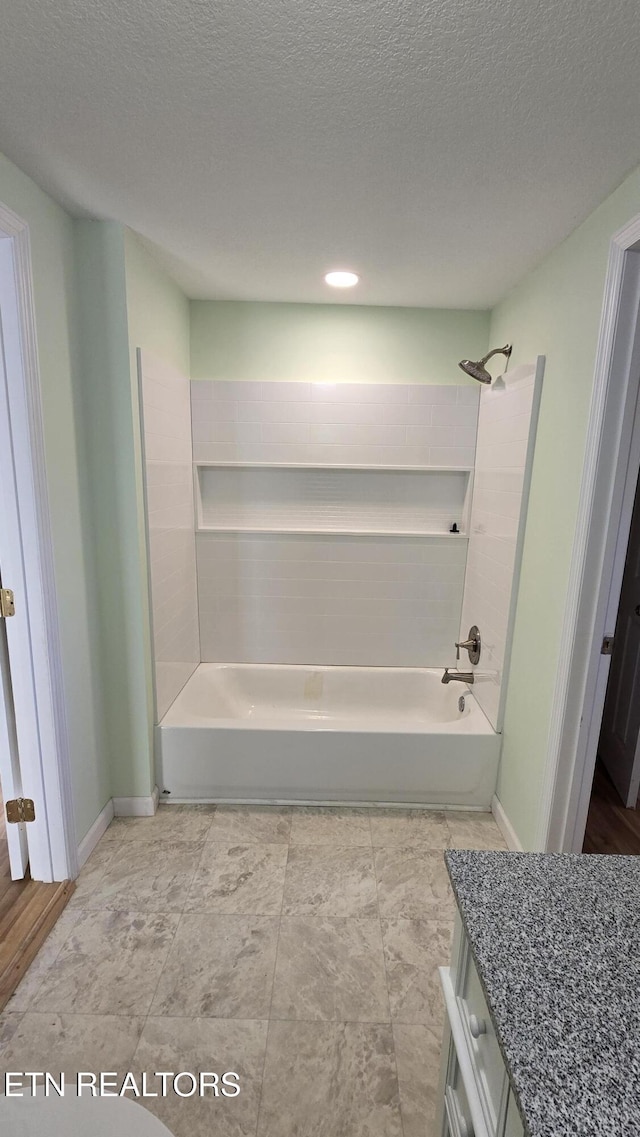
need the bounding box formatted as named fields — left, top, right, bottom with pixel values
left=438, top=967, right=493, bottom=1137
left=458, top=958, right=507, bottom=1123
left=445, top=1058, right=476, bottom=1137
left=447, top=935, right=507, bottom=1133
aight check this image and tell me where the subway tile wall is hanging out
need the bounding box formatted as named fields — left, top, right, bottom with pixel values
left=460, top=362, right=542, bottom=730
left=191, top=380, right=479, bottom=467
left=192, top=380, right=480, bottom=667
left=139, top=351, right=200, bottom=719
left=197, top=534, right=468, bottom=666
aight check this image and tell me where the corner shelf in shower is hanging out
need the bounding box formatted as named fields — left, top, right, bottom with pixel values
left=194, top=461, right=473, bottom=538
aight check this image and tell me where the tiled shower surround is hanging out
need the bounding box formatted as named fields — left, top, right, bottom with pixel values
left=191, top=380, right=480, bottom=668
left=139, top=364, right=540, bottom=712
left=196, top=534, right=468, bottom=666
left=191, top=379, right=479, bottom=468
left=459, top=362, right=542, bottom=729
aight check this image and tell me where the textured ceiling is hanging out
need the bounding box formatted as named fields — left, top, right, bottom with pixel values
left=1, top=0, right=639, bottom=306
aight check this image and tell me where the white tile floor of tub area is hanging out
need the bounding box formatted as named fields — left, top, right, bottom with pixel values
left=0, top=805, right=506, bottom=1136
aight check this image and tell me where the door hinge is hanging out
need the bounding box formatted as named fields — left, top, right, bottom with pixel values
left=5, top=797, right=35, bottom=824
left=0, top=588, right=15, bottom=618
left=601, top=635, right=615, bottom=655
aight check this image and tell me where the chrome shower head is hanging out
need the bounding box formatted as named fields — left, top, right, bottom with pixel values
left=458, top=344, right=512, bottom=384
left=458, top=359, right=494, bottom=384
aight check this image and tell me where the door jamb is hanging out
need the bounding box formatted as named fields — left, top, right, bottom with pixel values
left=536, top=214, right=640, bottom=852
left=0, top=200, right=77, bottom=881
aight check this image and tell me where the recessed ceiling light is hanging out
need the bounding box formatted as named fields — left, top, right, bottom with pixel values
left=324, top=270, right=359, bottom=288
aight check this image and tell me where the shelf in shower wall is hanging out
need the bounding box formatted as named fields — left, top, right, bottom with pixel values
left=194, top=461, right=474, bottom=473
left=196, top=525, right=469, bottom=537
left=193, top=459, right=472, bottom=472
left=194, top=463, right=472, bottom=538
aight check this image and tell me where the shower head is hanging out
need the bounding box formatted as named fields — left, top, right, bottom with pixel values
left=458, top=344, right=512, bottom=384
left=458, top=358, right=495, bottom=384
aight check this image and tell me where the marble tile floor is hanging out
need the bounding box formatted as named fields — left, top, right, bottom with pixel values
left=0, top=804, right=506, bottom=1137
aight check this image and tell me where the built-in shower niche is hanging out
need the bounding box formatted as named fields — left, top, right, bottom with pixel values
left=195, top=463, right=472, bottom=536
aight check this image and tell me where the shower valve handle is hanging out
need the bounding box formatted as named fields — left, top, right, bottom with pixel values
left=455, top=638, right=473, bottom=660
left=455, top=626, right=481, bottom=665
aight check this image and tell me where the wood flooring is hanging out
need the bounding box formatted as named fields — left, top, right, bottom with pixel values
left=0, top=789, right=73, bottom=1011
left=582, top=760, right=640, bottom=854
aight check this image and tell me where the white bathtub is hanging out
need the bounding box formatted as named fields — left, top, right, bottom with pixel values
left=157, top=663, right=501, bottom=807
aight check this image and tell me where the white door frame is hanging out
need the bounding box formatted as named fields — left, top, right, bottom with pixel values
left=536, top=213, right=640, bottom=852
left=0, top=200, right=77, bottom=881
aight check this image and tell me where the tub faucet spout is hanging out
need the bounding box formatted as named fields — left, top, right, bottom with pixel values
left=441, top=668, right=474, bottom=685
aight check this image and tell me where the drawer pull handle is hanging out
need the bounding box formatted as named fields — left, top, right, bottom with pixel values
left=444, top=1085, right=474, bottom=1137
left=468, top=1014, right=486, bottom=1038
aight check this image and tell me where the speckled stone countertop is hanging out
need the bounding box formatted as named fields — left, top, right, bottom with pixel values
left=444, top=850, right=640, bottom=1137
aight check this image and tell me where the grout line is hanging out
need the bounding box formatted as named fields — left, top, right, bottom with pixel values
left=133, top=907, right=182, bottom=1026
left=369, top=810, right=407, bottom=1137
left=124, top=819, right=222, bottom=1048
left=128, top=915, right=180, bottom=1078
left=254, top=1017, right=275, bottom=1137
left=391, top=1020, right=408, bottom=1137
left=4, top=1005, right=419, bottom=1024
left=254, top=814, right=292, bottom=1137
left=370, top=821, right=392, bottom=1027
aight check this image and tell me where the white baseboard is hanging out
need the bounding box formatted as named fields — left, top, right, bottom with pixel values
left=491, top=794, right=523, bottom=851
left=77, top=789, right=160, bottom=869
left=76, top=798, right=114, bottom=869
left=113, top=786, right=160, bottom=818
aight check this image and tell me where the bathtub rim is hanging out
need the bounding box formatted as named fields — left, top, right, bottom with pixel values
left=159, top=718, right=493, bottom=734
left=158, top=660, right=497, bottom=735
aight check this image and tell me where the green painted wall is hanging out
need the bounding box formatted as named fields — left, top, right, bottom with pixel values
left=491, top=166, right=640, bottom=850
left=191, top=300, right=489, bottom=384
left=71, top=227, right=191, bottom=810
left=0, top=153, right=111, bottom=843
left=75, top=222, right=157, bottom=804
left=124, top=232, right=190, bottom=378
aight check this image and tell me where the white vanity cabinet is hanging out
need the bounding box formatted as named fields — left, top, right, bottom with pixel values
left=436, top=914, right=525, bottom=1137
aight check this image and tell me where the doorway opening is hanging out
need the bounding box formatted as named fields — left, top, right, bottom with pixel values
left=583, top=465, right=640, bottom=853
left=539, top=216, right=640, bottom=853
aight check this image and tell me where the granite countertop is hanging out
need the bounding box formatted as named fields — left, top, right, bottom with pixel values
left=444, top=850, right=640, bottom=1137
